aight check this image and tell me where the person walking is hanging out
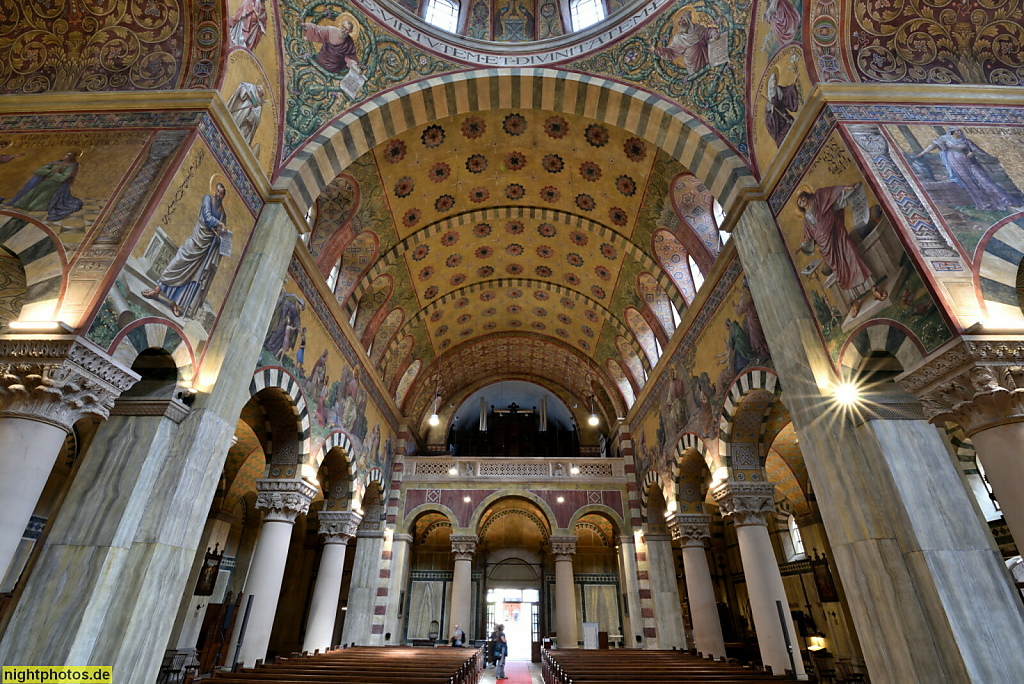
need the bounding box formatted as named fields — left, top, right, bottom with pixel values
left=451, top=623, right=464, bottom=647
left=494, top=624, right=508, bottom=680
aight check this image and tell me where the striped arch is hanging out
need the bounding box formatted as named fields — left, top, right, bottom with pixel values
left=279, top=69, right=754, bottom=216
left=673, top=433, right=713, bottom=480
left=366, top=464, right=387, bottom=491
left=567, top=504, right=626, bottom=535
left=0, top=213, right=66, bottom=321
left=249, top=367, right=312, bottom=465
left=718, top=368, right=782, bottom=444
left=838, top=322, right=926, bottom=381
left=638, top=469, right=665, bottom=509
left=404, top=502, right=459, bottom=532
left=976, top=214, right=1024, bottom=324
left=108, top=317, right=196, bottom=384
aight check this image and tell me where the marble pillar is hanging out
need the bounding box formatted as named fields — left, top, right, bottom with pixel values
left=231, top=478, right=316, bottom=668
left=551, top=536, right=579, bottom=649
left=382, top=533, right=413, bottom=645
left=715, top=483, right=805, bottom=678
left=303, top=510, right=362, bottom=653
left=0, top=335, right=138, bottom=580
left=733, top=199, right=1024, bottom=683
left=672, top=515, right=726, bottom=659
left=899, top=337, right=1024, bottom=544
left=643, top=531, right=687, bottom=650
left=617, top=534, right=644, bottom=646
left=448, top=534, right=477, bottom=641
left=341, top=515, right=386, bottom=647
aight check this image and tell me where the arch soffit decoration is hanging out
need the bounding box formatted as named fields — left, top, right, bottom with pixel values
left=313, top=430, right=359, bottom=504
left=278, top=69, right=754, bottom=219
left=567, top=505, right=625, bottom=538
left=405, top=502, right=460, bottom=532
left=0, top=213, right=68, bottom=322
left=479, top=507, right=553, bottom=544
left=108, top=318, right=197, bottom=385
left=673, top=432, right=715, bottom=484
left=717, top=367, right=782, bottom=446
left=837, top=321, right=926, bottom=382
left=249, top=366, right=313, bottom=466
left=469, top=491, right=558, bottom=534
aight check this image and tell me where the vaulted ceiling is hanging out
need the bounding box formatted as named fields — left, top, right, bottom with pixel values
left=307, top=108, right=722, bottom=428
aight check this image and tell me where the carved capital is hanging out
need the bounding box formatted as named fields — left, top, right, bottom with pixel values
left=255, top=478, right=317, bottom=524
left=898, top=336, right=1024, bottom=435
left=713, top=482, right=776, bottom=527
left=669, top=514, right=712, bottom=547
left=450, top=534, right=479, bottom=560
left=318, top=510, right=362, bottom=544
left=550, top=535, right=577, bottom=558
left=0, top=335, right=139, bottom=431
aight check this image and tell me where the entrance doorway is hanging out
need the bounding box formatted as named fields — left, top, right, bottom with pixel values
left=486, top=588, right=539, bottom=660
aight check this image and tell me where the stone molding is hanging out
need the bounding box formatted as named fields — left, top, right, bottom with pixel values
left=393, top=533, right=414, bottom=544
left=109, top=396, right=190, bottom=423
left=450, top=534, right=479, bottom=560
left=669, top=514, right=712, bottom=547
left=0, top=335, right=139, bottom=431
left=898, top=336, right=1024, bottom=436
left=550, top=535, right=577, bottom=558
left=713, top=482, right=776, bottom=528
left=255, top=478, right=317, bottom=524
left=318, top=510, right=362, bottom=544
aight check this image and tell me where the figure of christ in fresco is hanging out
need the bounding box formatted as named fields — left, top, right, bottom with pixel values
left=794, top=184, right=887, bottom=318
left=913, top=128, right=1023, bottom=213
left=7, top=151, right=84, bottom=222
left=654, top=9, right=719, bottom=76
left=229, top=0, right=267, bottom=51
left=764, top=71, right=800, bottom=147
left=763, top=0, right=800, bottom=44
left=143, top=183, right=230, bottom=319
left=264, top=291, right=305, bottom=361
left=226, top=82, right=266, bottom=148
left=302, top=20, right=363, bottom=73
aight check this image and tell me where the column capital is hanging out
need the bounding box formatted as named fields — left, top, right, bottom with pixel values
left=898, top=335, right=1024, bottom=435
left=669, top=514, right=712, bottom=547
left=549, top=535, right=577, bottom=558
left=450, top=534, right=479, bottom=560
left=713, top=482, right=776, bottom=527
left=0, top=335, right=139, bottom=431
left=393, top=533, right=414, bottom=544
left=318, top=510, right=362, bottom=544
left=255, top=478, right=316, bottom=524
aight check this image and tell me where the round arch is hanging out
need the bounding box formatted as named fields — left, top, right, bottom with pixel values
left=405, top=502, right=460, bottom=532
left=278, top=69, right=754, bottom=216
left=469, top=490, right=558, bottom=534
left=0, top=212, right=67, bottom=322
left=249, top=366, right=312, bottom=466
left=718, top=367, right=782, bottom=444
left=108, top=318, right=196, bottom=385
left=837, top=321, right=926, bottom=383
left=567, top=504, right=626, bottom=534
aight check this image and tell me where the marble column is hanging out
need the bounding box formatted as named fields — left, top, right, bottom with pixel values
left=383, top=533, right=413, bottom=644
left=643, top=531, right=687, bottom=650
left=0, top=334, right=138, bottom=580
left=715, top=483, right=805, bottom=678
left=341, top=513, right=386, bottom=647
left=733, top=199, right=1024, bottom=683
left=231, top=478, right=316, bottom=668
left=672, top=515, right=726, bottom=659
left=551, top=536, right=579, bottom=649
left=616, top=534, right=644, bottom=646
left=899, top=337, right=1024, bottom=544
left=448, top=534, right=478, bottom=640
left=303, top=510, right=362, bottom=653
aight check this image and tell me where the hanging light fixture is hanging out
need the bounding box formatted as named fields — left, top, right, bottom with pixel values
left=587, top=393, right=599, bottom=426
left=585, top=354, right=599, bottom=426
left=428, top=367, right=441, bottom=426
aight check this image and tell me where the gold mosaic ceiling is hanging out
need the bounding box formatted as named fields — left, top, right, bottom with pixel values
left=314, top=109, right=697, bottom=422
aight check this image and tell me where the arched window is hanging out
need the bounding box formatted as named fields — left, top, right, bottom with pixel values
left=326, top=258, right=341, bottom=293
left=788, top=515, right=805, bottom=559
left=653, top=229, right=697, bottom=305
left=570, top=0, right=605, bottom=30
left=688, top=254, right=705, bottom=292
left=425, top=0, right=460, bottom=32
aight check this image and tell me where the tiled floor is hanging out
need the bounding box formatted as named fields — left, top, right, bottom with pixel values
left=478, top=659, right=543, bottom=684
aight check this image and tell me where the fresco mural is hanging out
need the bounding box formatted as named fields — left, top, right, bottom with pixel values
left=493, top=0, right=537, bottom=41
left=569, top=0, right=752, bottom=154
left=632, top=259, right=770, bottom=485
left=88, top=134, right=262, bottom=363
left=751, top=45, right=810, bottom=171
left=773, top=130, right=952, bottom=363
left=0, top=130, right=152, bottom=255
left=222, top=50, right=280, bottom=177
left=259, top=273, right=396, bottom=485
left=885, top=124, right=1024, bottom=256
left=279, top=0, right=459, bottom=156
left=0, top=0, right=222, bottom=93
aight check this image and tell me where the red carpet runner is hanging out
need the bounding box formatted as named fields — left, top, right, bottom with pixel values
left=497, top=660, right=534, bottom=684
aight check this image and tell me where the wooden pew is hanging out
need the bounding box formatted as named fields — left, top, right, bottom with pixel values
left=542, top=649, right=792, bottom=684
